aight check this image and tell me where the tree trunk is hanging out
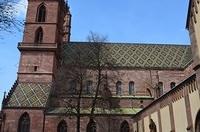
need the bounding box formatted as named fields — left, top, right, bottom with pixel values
left=77, top=78, right=83, bottom=132
left=76, top=114, right=80, bottom=132
left=91, top=67, right=101, bottom=118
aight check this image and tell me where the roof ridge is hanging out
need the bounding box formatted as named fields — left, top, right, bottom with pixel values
left=62, top=42, right=192, bottom=69
left=68, top=41, right=191, bottom=46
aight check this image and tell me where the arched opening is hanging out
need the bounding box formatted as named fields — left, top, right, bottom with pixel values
left=146, top=88, right=152, bottom=97
left=156, top=82, right=163, bottom=97
left=129, top=81, right=134, bottom=95
left=87, top=119, right=96, bottom=132
left=86, top=80, right=93, bottom=95
left=69, top=80, right=77, bottom=94
left=149, top=119, right=157, bottom=132
left=195, top=110, right=200, bottom=132
left=170, top=82, right=176, bottom=89
left=35, top=27, right=43, bottom=44
left=120, top=120, right=130, bottom=132
left=57, top=120, right=67, bottom=132
left=116, top=81, right=122, bottom=95
left=18, top=112, right=30, bottom=132
left=36, top=4, right=46, bottom=22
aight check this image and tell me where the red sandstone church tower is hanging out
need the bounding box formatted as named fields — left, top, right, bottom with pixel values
left=1, top=0, right=71, bottom=131
left=17, top=0, right=71, bottom=83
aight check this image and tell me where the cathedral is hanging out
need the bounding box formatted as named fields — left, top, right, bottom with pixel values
left=0, top=0, right=200, bottom=132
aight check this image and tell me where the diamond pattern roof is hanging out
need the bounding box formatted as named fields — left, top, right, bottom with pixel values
left=5, top=83, right=51, bottom=107
left=63, top=42, right=192, bottom=69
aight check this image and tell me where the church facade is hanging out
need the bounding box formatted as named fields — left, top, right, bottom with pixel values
left=0, top=0, right=200, bottom=132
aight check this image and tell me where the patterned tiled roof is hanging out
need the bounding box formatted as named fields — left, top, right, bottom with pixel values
left=4, top=82, right=51, bottom=108
left=62, top=42, right=192, bottom=69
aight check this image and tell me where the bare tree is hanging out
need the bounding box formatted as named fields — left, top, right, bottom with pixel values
left=86, top=32, right=115, bottom=118
left=54, top=49, right=89, bottom=132
left=0, top=0, right=23, bottom=34
left=52, top=32, right=119, bottom=132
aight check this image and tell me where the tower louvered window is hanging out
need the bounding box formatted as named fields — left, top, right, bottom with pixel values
left=18, top=113, right=30, bottom=132
left=37, top=4, right=46, bottom=22
left=35, top=27, right=43, bottom=43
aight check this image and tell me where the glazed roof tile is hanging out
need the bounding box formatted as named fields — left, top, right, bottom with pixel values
left=63, top=42, right=192, bottom=69
left=5, top=82, right=51, bottom=108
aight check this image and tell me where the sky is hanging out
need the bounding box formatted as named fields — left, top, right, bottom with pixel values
left=0, top=0, right=190, bottom=108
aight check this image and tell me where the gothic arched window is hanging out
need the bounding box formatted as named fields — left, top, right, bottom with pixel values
left=116, top=81, right=122, bottom=95
left=57, top=120, right=67, bottom=132
left=35, top=27, right=43, bottom=43
left=170, top=82, right=176, bottom=89
left=129, top=81, right=134, bottom=95
left=69, top=80, right=77, bottom=94
left=157, top=82, right=163, bottom=97
left=18, top=112, right=30, bottom=132
left=86, top=80, right=93, bottom=94
left=86, top=119, right=96, bottom=132
left=149, top=119, right=157, bottom=132
left=37, top=4, right=46, bottom=22
left=120, top=120, right=130, bottom=132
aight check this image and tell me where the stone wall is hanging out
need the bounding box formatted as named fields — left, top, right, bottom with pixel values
left=132, top=74, right=200, bottom=132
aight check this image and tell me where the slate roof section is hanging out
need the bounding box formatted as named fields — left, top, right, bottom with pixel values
left=62, top=42, right=192, bottom=70
left=4, top=82, right=51, bottom=108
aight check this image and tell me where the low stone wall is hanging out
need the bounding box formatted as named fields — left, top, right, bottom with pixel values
left=132, top=74, right=200, bottom=132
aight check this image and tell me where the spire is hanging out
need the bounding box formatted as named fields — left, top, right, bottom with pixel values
left=65, top=0, right=69, bottom=8
left=1, top=92, right=6, bottom=109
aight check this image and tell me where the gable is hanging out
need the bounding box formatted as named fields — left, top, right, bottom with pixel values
left=4, top=82, right=52, bottom=108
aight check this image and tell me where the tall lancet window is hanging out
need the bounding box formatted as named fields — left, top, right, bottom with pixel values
left=18, top=112, right=30, bottom=132
left=157, top=82, right=163, bottom=97
left=129, top=81, right=134, bottom=95
left=116, top=81, right=122, bottom=95
left=37, top=4, right=46, bottom=22
left=86, top=80, right=93, bottom=95
left=69, top=80, right=77, bottom=94
left=35, top=27, right=43, bottom=43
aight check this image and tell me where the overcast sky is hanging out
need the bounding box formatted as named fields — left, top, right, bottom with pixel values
left=0, top=0, right=190, bottom=107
